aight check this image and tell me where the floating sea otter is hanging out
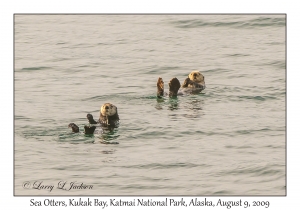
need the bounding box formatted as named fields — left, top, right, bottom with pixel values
left=157, top=71, right=206, bottom=97
left=68, top=103, right=119, bottom=134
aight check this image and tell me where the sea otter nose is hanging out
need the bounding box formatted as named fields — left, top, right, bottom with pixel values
left=105, top=106, right=109, bottom=109
left=193, top=73, right=197, bottom=77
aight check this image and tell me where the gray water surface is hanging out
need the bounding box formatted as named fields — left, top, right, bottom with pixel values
left=14, top=15, right=286, bottom=195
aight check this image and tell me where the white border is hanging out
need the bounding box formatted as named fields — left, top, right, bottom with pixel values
left=3, top=0, right=297, bottom=209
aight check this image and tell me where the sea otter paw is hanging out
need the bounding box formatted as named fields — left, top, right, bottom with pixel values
left=169, top=77, right=181, bottom=97
left=84, top=125, right=96, bottom=134
left=182, top=77, right=191, bottom=88
left=68, top=123, right=79, bottom=133
left=195, top=83, right=205, bottom=90
left=86, top=113, right=98, bottom=124
left=157, top=77, right=164, bottom=97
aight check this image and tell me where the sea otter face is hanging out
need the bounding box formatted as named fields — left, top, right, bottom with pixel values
left=188, top=71, right=205, bottom=84
left=100, top=103, right=117, bottom=117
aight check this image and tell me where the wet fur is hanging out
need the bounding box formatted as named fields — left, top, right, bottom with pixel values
left=157, top=71, right=205, bottom=97
left=68, top=103, right=119, bottom=134
left=99, top=103, right=120, bottom=128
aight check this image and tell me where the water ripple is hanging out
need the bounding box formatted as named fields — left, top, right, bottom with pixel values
left=170, top=16, right=285, bottom=29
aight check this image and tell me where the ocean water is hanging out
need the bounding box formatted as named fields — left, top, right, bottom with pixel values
left=14, top=14, right=286, bottom=196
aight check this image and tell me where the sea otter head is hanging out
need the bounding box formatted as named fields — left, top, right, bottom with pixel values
left=100, top=103, right=118, bottom=117
left=188, top=71, right=205, bottom=85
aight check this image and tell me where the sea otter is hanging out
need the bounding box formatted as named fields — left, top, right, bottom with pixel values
left=157, top=71, right=206, bottom=97
left=68, top=103, right=119, bottom=134
left=99, top=103, right=120, bottom=128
